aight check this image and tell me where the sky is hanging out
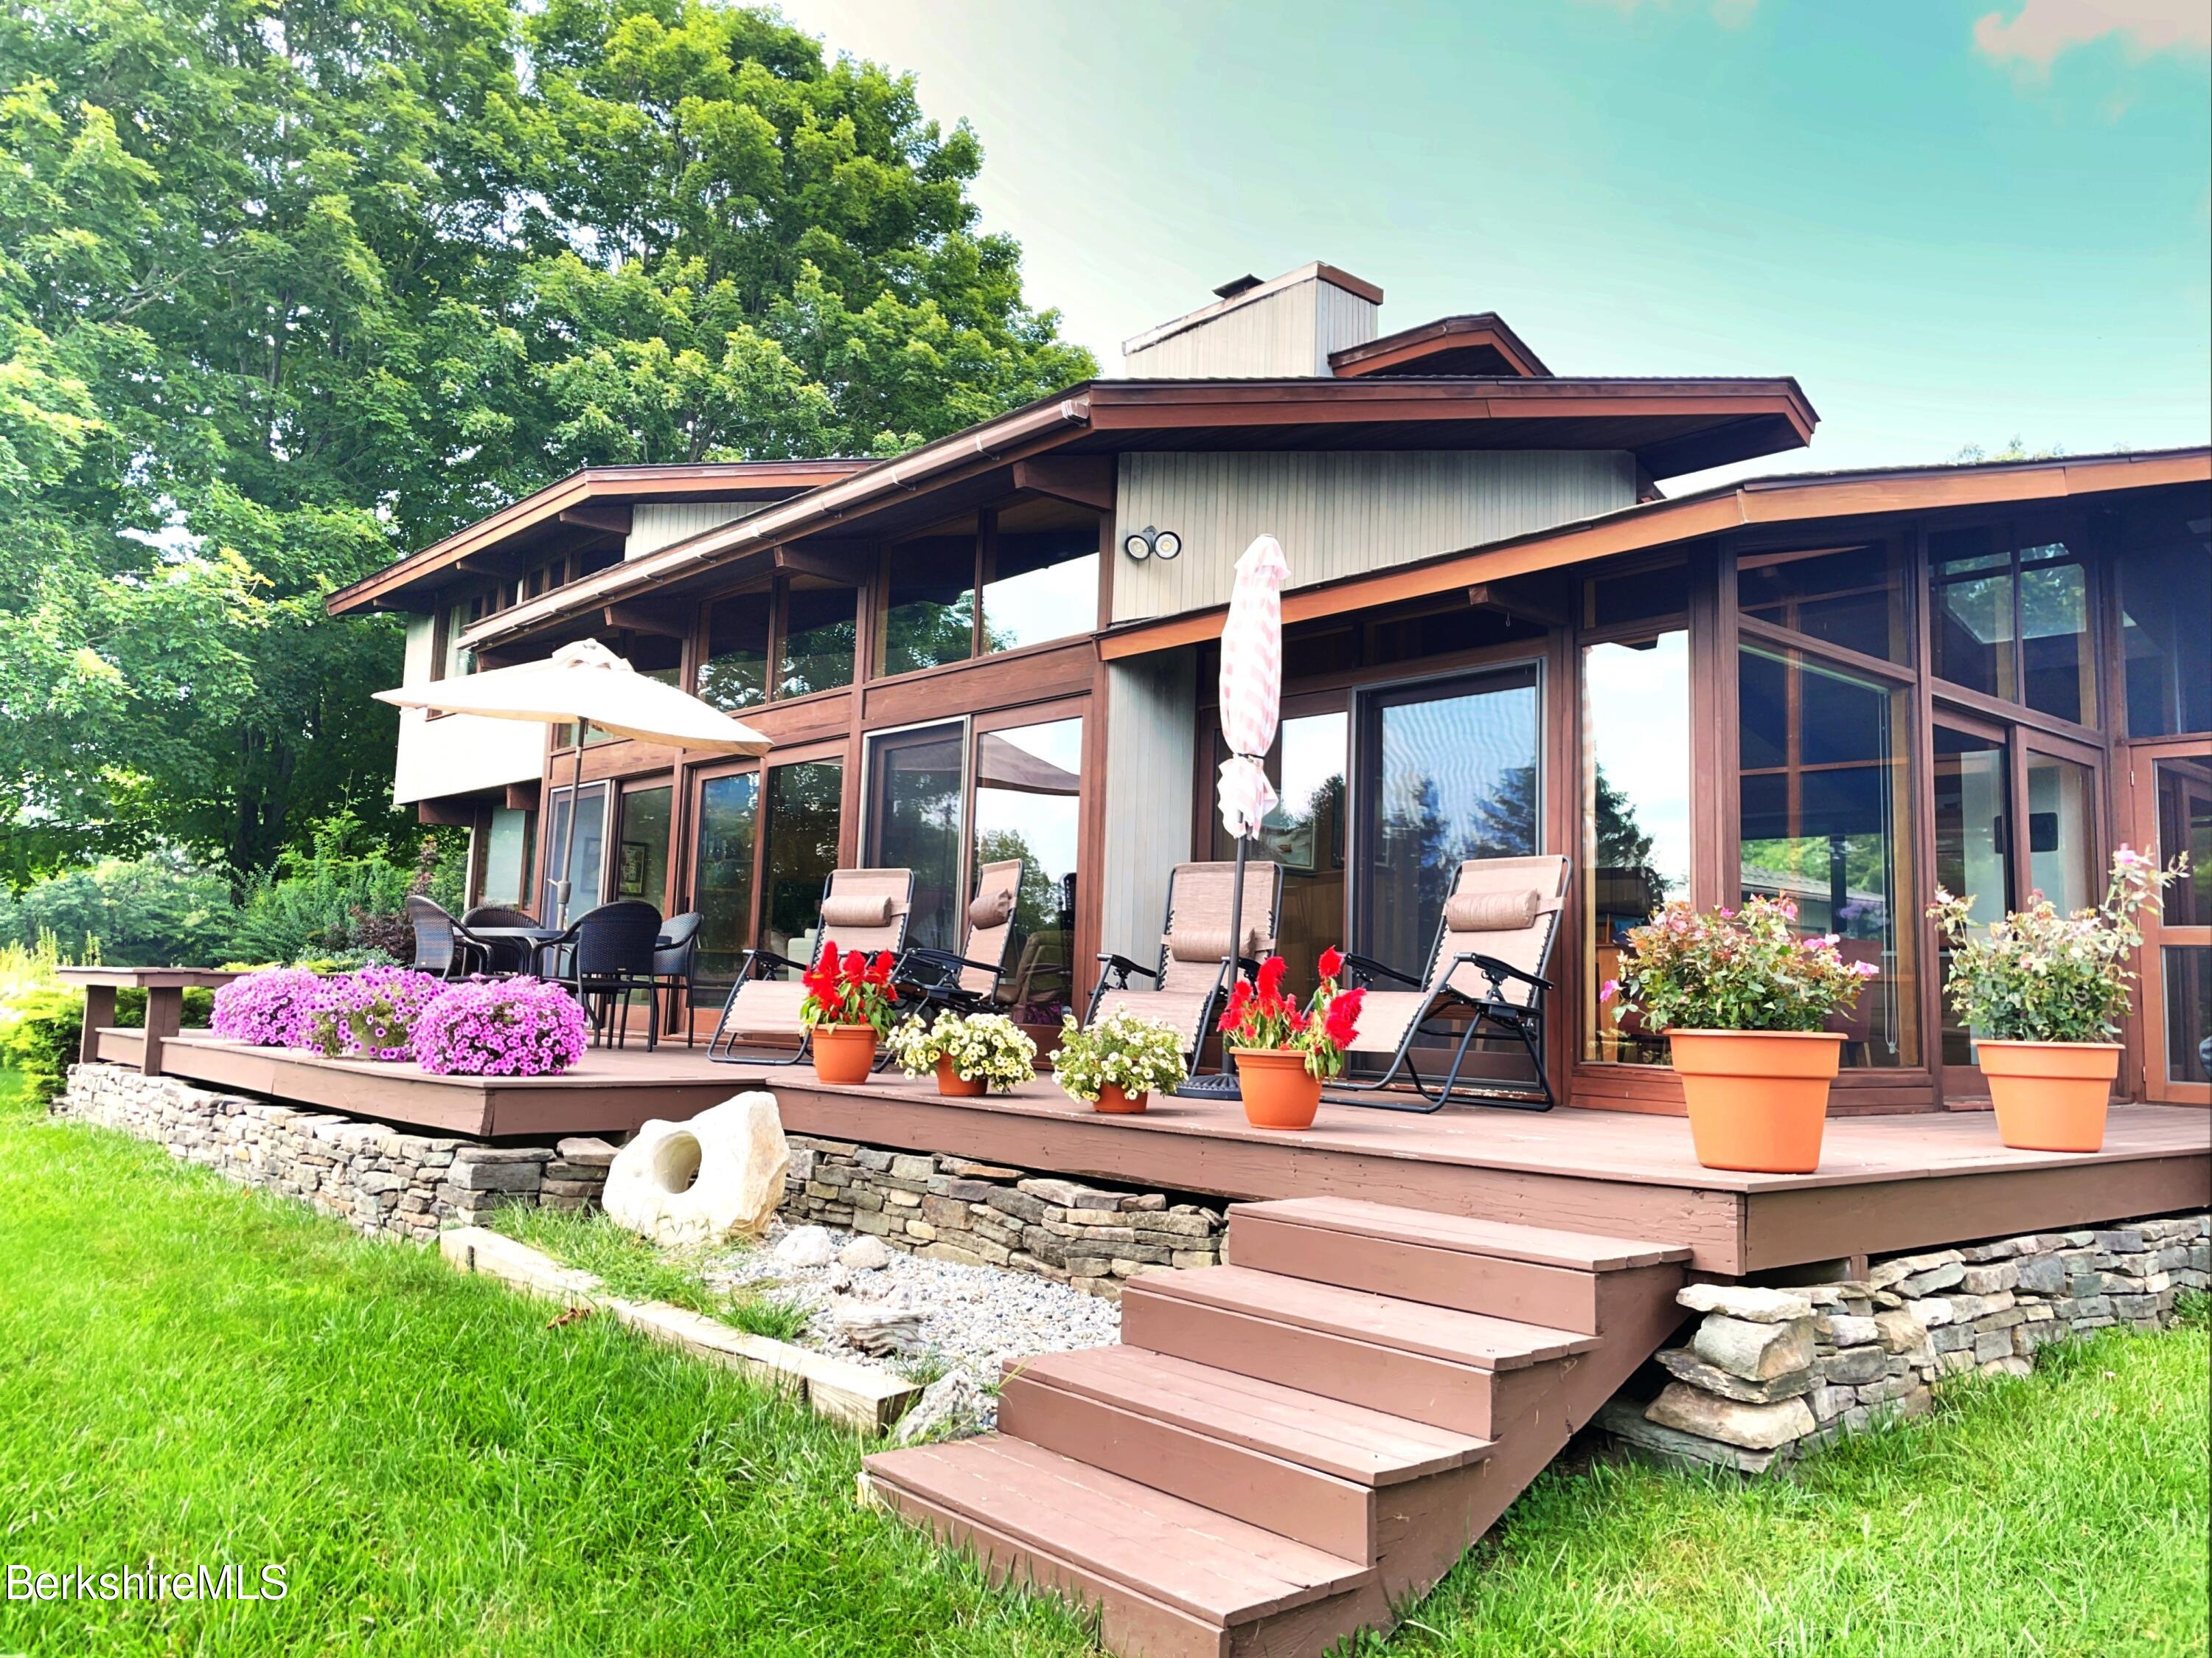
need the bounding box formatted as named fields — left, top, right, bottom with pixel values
left=775, top=0, right=2212, bottom=488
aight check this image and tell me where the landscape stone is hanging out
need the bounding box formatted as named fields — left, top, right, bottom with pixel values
left=1646, top=1384, right=1818, bottom=1451
left=1657, top=1347, right=1814, bottom=1403
left=1692, top=1314, right=1815, bottom=1381
left=1676, top=1283, right=1814, bottom=1322
left=603, top=1095, right=788, bottom=1247
left=774, top=1225, right=838, bottom=1266
left=838, top=1235, right=893, bottom=1272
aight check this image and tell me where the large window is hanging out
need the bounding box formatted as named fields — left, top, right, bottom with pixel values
left=760, top=760, right=844, bottom=960
left=1584, top=633, right=1691, bottom=1064
left=543, top=783, right=608, bottom=923
left=2118, top=518, right=2212, bottom=738
left=1737, top=645, right=1919, bottom=1066
left=1930, top=525, right=2096, bottom=724
left=882, top=506, right=1100, bottom=676
left=691, top=770, right=759, bottom=1006
left=700, top=577, right=857, bottom=712
left=1211, top=712, right=1349, bottom=1000
left=1738, top=542, right=1910, bottom=663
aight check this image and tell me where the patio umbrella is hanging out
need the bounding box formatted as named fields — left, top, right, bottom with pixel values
left=375, top=639, right=771, bottom=923
left=1180, top=533, right=1289, bottom=1099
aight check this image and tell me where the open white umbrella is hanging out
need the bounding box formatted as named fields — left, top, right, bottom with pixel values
left=1181, top=534, right=1289, bottom=1099
left=375, top=639, right=770, bottom=923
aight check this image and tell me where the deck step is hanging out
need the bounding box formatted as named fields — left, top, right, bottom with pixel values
left=999, top=1347, right=1495, bottom=1560
left=1120, top=1267, right=1589, bottom=1437
left=1226, top=1199, right=1691, bottom=1335
left=861, top=1435, right=1374, bottom=1651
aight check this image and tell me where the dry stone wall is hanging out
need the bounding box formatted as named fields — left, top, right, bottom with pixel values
left=782, top=1134, right=1224, bottom=1300
left=1601, top=1210, right=2212, bottom=1473
left=56, top=1064, right=612, bottom=1241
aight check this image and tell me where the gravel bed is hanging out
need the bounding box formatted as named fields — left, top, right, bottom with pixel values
left=698, top=1221, right=1121, bottom=1422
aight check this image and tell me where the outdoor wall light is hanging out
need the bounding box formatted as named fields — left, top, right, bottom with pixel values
left=1121, top=525, right=1183, bottom=561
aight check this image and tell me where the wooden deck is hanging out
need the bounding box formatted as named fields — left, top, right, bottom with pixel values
left=131, top=1031, right=2211, bottom=1276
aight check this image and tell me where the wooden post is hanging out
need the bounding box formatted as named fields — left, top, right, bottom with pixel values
left=140, top=985, right=184, bottom=1078
left=79, top=984, right=116, bottom=1066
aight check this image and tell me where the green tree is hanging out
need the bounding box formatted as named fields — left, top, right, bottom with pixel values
left=0, top=0, right=1093, bottom=885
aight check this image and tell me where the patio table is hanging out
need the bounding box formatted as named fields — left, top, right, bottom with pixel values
left=467, top=926, right=568, bottom=976
left=58, top=966, right=245, bottom=1076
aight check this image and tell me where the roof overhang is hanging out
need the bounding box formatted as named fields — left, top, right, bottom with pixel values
left=328, top=459, right=876, bottom=616
left=414, top=374, right=1815, bottom=653
left=1095, top=446, right=2212, bottom=660
left=1328, top=313, right=1552, bottom=379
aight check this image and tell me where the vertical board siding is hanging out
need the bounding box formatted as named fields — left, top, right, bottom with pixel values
left=1122, top=277, right=1380, bottom=379
left=1100, top=651, right=1197, bottom=960
left=1111, top=450, right=1639, bottom=623
left=1311, top=280, right=1381, bottom=373
left=627, top=502, right=762, bottom=559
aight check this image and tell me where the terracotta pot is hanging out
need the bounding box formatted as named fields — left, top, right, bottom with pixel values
left=1976, top=1038, right=2118, bottom=1153
left=934, top=1055, right=987, bottom=1097
left=1093, top=1082, right=1148, bottom=1114
left=1668, top=1029, right=1843, bottom=1173
left=1233, top=1047, right=1322, bottom=1131
left=809, top=1024, right=877, bottom=1086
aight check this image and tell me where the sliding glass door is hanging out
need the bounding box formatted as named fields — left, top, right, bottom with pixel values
left=865, top=724, right=966, bottom=953
left=1354, top=665, right=1541, bottom=977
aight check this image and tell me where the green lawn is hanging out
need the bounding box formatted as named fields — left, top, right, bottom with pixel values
left=3, top=1069, right=2205, bottom=1657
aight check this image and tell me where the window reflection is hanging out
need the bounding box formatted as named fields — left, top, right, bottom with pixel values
left=702, top=593, right=769, bottom=710
left=973, top=718, right=1083, bottom=1021
left=2119, top=514, right=2212, bottom=737
left=1930, top=527, right=2095, bottom=724
left=1933, top=726, right=2011, bottom=1068
left=1737, top=646, right=1918, bottom=1066
left=883, top=534, right=977, bottom=676
left=1738, top=543, right=1909, bottom=662
left=1211, top=712, right=1349, bottom=999
left=1584, top=633, right=1691, bottom=1064
left=779, top=577, right=857, bottom=696
left=545, top=785, right=608, bottom=921
left=984, top=521, right=1097, bottom=654
left=479, top=808, right=534, bottom=908
left=691, top=771, right=759, bottom=1007
left=866, top=724, right=967, bottom=953
left=760, top=760, right=843, bottom=963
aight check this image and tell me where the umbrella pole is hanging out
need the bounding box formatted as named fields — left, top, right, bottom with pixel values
left=1175, top=805, right=1252, bottom=1101
left=552, top=738, right=584, bottom=928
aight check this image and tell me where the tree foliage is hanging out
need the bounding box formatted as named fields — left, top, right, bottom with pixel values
left=0, top=0, right=1092, bottom=884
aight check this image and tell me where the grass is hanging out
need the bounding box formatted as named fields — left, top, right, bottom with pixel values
left=489, top=1202, right=815, bottom=1344
left=4, top=1065, right=2205, bottom=1657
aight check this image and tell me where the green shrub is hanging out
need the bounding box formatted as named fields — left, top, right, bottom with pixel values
left=0, top=938, right=77, bottom=1088
left=0, top=855, right=234, bottom=965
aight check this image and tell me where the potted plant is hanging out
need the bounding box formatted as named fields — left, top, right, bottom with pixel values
left=1052, top=1009, right=1187, bottom=1114
left=1603, top=899, right=1877, bottom=1173
left=886, top=1009, right=1039, bottom=1097
left=412, top=978, right=591, bottom=1077
left=799, top=940, right=902, bottom=1086
left=1929, top=847, right=2183, bottom=1152
left=1216, top=948, right=1364, bottom=1131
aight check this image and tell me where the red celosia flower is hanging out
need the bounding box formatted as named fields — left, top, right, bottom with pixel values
left=1318, top=946, right=1344, bottom=982
left=842, top=949, right=866, bottom=982
left=1256, top=954, right=1287, bottom=999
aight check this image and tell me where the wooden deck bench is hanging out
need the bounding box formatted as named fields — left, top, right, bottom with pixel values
left=58, top=967, right=244, bottom=1078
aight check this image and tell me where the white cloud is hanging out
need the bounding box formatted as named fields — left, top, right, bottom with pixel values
left=1972, top=0, right=2211, bottom=72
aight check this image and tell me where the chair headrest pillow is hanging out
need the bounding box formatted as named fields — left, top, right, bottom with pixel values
left=821, top=893, right=894, bottom=929
left=1444, top=889, right=1543, bottom=932
left=967, top=887, right=1015, bottom=929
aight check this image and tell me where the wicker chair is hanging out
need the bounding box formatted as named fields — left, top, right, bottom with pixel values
left=406, top=895, right=497, bottom=979
left=651, top=911, right=704, bottom=1048
left=461, top=904, right=540, bottom=976
left=538, top=900, right=664, bottom=1049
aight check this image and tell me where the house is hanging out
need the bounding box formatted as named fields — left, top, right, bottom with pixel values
left=330, top=259, right=2212, bottom=1111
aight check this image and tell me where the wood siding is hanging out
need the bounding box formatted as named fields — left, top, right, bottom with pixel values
left=1111, top=450, right=1638, bottom=622
left=1101, top=650, right=1197, bottom=960
left=627, top=502, right=762, bottom=559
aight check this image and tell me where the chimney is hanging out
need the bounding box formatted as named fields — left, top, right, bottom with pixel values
left=1121, top=262, right=1383, bottom=379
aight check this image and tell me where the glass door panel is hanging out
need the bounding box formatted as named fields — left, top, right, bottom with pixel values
left=2023, top=750, right=2095, bottom=913
left=1355, top=666, right=1540, bottom=979
left=615, top=784, right=672, bottom=909
left=760, top=760, right=844, bottom=967
left=865, top=724, right=967, bottom=954
left=690, top=771, right=759, bottom=1012
left=1933, top=724, right=2011, bottom=1071
left=543, top=783, right=609, bottom=925
left=1584, top=632, right=1691, bottom=1064
left=974, top=716, right=1085, bottom=1019
left=1211, top=711, right=1350, bottom=999
left=2140, top=753, right=2212, bottom=1097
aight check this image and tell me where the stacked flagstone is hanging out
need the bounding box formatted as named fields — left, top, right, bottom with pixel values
left=782, top=1134, right=1224, bottom=1300
left=56, top=1063, right=613, bottom=1242
left=1601, top=1209, right=2211, bottom=1473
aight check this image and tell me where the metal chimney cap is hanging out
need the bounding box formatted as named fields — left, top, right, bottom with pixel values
left=1211, top=274, right=1264, bottom=301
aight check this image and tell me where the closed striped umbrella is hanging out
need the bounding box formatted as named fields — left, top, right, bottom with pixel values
left=1217, top=534, right=1289, bottom=839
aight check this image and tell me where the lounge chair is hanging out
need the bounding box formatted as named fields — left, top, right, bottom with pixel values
left=708, top=868, right=914, bottom=1066
left=1084, top=860, right=1283, bottom=1072
left=894, top=859, right=1023, bottom=1016
left=1328, top=854, right=1568, bottom=1113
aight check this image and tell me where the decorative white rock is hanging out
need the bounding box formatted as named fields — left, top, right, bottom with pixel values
left=602, top=1094, right=789, bottom=1249
left=839, top=1235, right=893, bottom=1272
left=773, top=1225, right=838, bottom=1268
